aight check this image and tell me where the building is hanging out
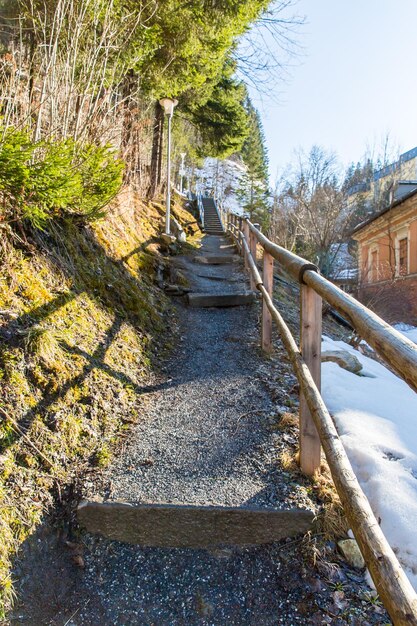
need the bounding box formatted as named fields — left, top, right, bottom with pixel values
left=328, top=242, right=358, bottom=294
left=352, top=187, right=417, bottom=324
left=347, top=146, right=417, bottom=211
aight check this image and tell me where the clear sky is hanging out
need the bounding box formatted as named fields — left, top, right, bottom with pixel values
left=251, top=0, right=417, bottom=182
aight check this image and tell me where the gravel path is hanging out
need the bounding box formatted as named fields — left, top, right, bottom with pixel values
left=10, top=235, right=390, bottom=626
left=101, top=234, right=301, bottom=509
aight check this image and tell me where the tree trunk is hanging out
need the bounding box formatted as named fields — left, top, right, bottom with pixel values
left=120, top=70, right=136, bottom=184
left=148, top=101, right=164, bottom=199
left=28, top=30, right=36, bottom=106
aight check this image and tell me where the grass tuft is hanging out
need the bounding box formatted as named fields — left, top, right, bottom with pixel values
left=313, top=462, right=350, bottom=540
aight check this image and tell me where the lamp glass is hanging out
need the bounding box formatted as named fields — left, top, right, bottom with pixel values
left=159, top=97, right=178, bottom=115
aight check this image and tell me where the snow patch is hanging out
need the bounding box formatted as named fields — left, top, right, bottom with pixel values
left=394, top=323, right=417, bottom=345
left=321, top=335, right=417, bottom=588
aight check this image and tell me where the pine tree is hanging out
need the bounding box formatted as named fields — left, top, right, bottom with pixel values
left=185, top=66, right=249, bottom=159
left=238, top=97, right=270, bottom=227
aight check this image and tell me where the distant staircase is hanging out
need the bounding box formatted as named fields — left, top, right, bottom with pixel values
left=202, top=197, right=224, bottom=234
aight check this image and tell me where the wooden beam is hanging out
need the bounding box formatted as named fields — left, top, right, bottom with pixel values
left=78, top=501, right=314, bottom=548
left=249, top=228, right=257, bottom=291
left=299, top=284, right=322, bottom=475
left=262, top=251, right=273, bottom=353
left=242, top=221, right=250, bottom=270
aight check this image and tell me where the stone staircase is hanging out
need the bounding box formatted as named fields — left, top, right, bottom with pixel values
left=202, top=197, right=224, bottom=234
left=77, top=234, right=314, bottom=549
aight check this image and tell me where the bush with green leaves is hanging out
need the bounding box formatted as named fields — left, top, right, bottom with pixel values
left=0, top=125, right=123, bottom=229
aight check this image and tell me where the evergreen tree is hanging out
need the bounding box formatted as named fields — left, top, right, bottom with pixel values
left=237, top=97, right=270, bottom=227
left=185, top=66, right=249, bottom=159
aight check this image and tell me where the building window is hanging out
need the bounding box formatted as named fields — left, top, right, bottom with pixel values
left=398, top=237, right=408, bottom=275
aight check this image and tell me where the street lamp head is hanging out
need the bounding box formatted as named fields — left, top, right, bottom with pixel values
left=159, top=97, right=178, bottom=116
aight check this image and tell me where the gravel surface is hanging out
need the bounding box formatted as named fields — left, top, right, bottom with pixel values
left=100, top=235, right=304, bottom=509
left=9, top=234, right=391, bottom=626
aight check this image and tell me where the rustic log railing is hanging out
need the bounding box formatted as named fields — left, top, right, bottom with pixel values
left=196, top=194, right=204, bottom=226
left=227, top=212, right=417, bottom=626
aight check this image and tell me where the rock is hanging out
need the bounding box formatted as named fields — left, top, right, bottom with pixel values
left=321, top=350, right=363, bottom=374
left=164, top=284, right=187, bottom=296
left=160, top=233, right=176, bottom=245
left=337, top=538, right=365, bottom=569
left=170, top=217, right=187, bottom=243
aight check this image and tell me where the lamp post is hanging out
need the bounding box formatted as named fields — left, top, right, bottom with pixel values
left=159, top=97, right=178, bottom=235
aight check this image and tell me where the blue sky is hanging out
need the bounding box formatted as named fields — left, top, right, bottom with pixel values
left=250, top=0, right=417, bottom=182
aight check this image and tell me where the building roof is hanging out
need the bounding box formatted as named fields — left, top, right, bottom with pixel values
left=351, top=185, right=417, bottom=236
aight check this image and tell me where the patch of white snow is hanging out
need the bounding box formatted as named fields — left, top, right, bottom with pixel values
left=321, top=335, right=417, bottom=589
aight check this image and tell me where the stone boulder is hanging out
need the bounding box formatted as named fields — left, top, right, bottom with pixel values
left=170, top=217, right=187, bottom=243
left=337, top=538, right=365, bottom=569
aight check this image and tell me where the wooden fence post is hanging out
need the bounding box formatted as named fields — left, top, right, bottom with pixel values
left=238, top=217, right=243, bottom=255
left=243, top=221, right=250, bottom=269
left=262, top=251, right=273, bottom=353
left=249, top=225, right=258, bottom=291
left=299, top=284, right=322, bottom=475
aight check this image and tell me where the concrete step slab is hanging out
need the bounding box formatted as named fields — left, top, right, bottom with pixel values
left=195, top=274, right=239, bottom=282
left=187, top=292, right=256, bottom=307
left=194, top=255, right=239, bottom=265
left=78, top=501, right=315, bottom=548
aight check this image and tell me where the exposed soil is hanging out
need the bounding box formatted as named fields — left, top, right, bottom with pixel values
left=8, top=235, right=390, bottom=625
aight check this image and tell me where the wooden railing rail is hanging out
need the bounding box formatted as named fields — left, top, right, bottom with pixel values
left=227, top=212, right=417, bottom=625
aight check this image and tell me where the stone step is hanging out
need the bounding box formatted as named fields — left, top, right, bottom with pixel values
left=194, top=255, right=239, bottom=265
left=78, top=501, right=314, bottom=548
left=187, top=292, right=256, bottom=307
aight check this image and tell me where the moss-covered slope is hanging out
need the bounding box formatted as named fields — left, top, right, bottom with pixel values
left=0, top=189, right=199, bottom=616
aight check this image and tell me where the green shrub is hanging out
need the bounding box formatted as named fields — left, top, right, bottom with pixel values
left=0, top=124, right=123, bottom=229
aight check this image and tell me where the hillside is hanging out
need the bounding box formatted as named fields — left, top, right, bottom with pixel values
left=0, top=190, right=199, bottom=616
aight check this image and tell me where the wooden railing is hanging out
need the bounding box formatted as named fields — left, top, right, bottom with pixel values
left=227, top=213, right=417, bottom=626
left=196, top=194, right=204, bottom=225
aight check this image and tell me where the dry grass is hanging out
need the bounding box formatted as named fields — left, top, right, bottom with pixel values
left=278, top=411, right=299, bottom=430
left=313, top=461, right=350, bottom=540
left=279, top=449, right=300, bottom=473
left=277, top=410, right=349, bottom=542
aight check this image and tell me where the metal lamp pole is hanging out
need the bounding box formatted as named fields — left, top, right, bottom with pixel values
left=159, top=97, right=178, bottom=235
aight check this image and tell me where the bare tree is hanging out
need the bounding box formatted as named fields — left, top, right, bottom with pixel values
left=235, top=0, right=305, bottom=95
left=0, top=0, right=158, bottom=193
left=270, top=146, right=353, bottom=275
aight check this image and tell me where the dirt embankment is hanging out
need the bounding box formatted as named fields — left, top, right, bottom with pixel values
left=0, top=188, right=199, bottom=617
